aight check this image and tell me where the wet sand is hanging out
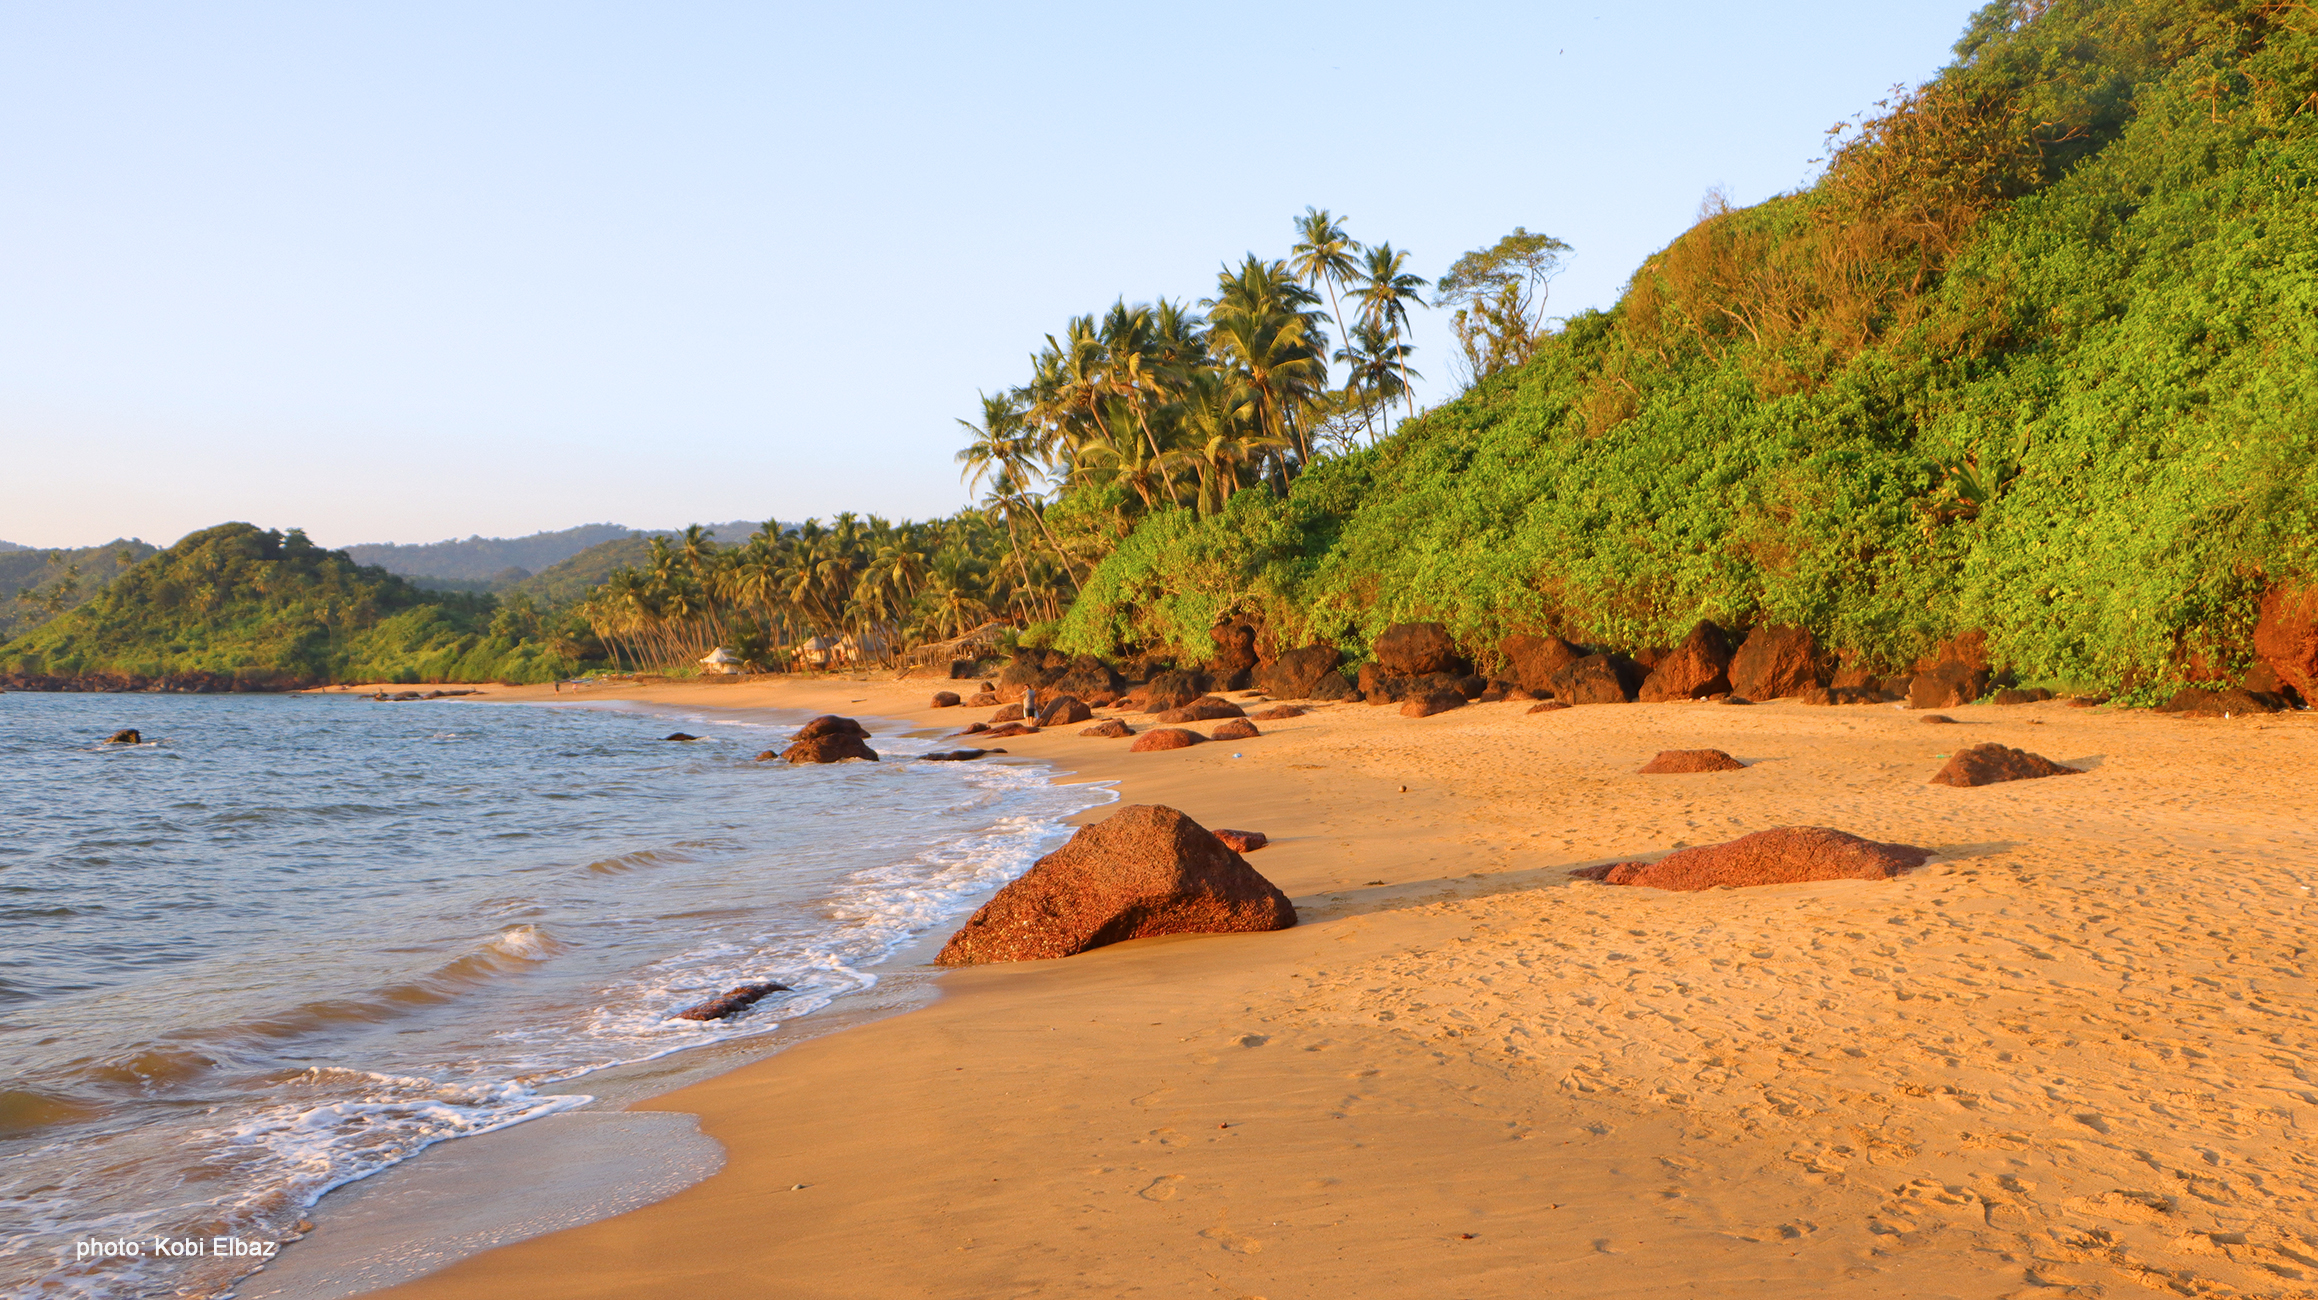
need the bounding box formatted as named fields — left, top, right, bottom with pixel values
left=320, top=674, right=2318, bottom=1298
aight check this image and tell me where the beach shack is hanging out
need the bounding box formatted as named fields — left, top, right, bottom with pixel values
left=698, top=647, right=743, bottom=676
left=797, top=635, right=834, bottom=669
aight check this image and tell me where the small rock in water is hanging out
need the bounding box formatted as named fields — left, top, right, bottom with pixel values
left=663, top=732, right=700, bottom=742
left=673, top=981, right=791, bottom=1022
left=105, top=729, right=142, bottom=744
left=921, top=749, right=990, bottom=762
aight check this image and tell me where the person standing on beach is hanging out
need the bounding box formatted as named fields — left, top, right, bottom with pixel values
left=1023, top=685, right=1038, bottom=723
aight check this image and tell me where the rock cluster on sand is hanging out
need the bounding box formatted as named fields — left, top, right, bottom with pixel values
left=1401, top=690, right=1466, bottom=718
left=931, top=691, right=962, bottom=708
left=673, top=981, right=790, bottom=1021
left=1212, top=829, right=1267, bottom=853
left=1373, top=622, right=1467, bottom=676
left=1637, top=621, right=1735, bottom=702
left=1208, top=623, right=1260, bottom=691
left=1129, top=727, right=1202, bottom=752
left=1080, top=719, right=1134, bottom=738
left=1574, top=826, right=1929, bottom=891
left=779, top=716, right=878, bottom=763
left=1155, top=698, right=1245, bottom=723
left=1929, top=743, right=2082, bottom=787
left=935, top=805, right=1296, bottom=964
left=1210, top=717, right=1259, bottom=741
left=1252, top=646, right=1352, bottom=700
left=2159, top=686, right=2288, bottom=716
left=1637, top=748, right=1746, bottom=774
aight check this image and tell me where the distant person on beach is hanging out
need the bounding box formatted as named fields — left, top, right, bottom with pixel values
left=1023, top=685, right=1038, bottom=720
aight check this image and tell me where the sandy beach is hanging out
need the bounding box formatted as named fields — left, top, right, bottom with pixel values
left=317, top=674, right=2318, bottom=1298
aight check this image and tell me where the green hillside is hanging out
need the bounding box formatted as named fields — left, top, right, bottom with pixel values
left=0, top=540, right=160, bottom=639
left=1054, top=0, right=2318, bottom=699
left=0, top=524, right=586, bottom=688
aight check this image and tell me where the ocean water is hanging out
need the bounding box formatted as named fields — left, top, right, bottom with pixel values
left=0, top=691, right=1110, bottom=1298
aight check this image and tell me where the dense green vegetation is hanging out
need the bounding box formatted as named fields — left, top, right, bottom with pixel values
left=0, top=540, right=158, bottom=639
left=1052, top=0, right=2318, bottom=700
left=0, top=524, right=586, bottom=687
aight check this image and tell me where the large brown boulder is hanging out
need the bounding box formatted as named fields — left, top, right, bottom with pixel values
left=1498, top=633, right=1586, bottom=694
left=1577, top=827, right=1928, bottom=891
left=931, top=691, right=962, bottom=708
left=1210, top=717, right=1260, bottom=741
left=1373, top=623, right=1469, bottom=676
left=1080, top=719, right=1134, bottom=738
left=1636, top=621, right=1734, bottom=702
left=1155, top=700, right=1245, bottom=723
left=1727, top=626, right=1827, bottom=701
left=1638, top=748, right=1745, bottom=774
left=1129, top=727, right=1203, bottom=752
left=1401, top=690, right=1467, bottom=718
left=1208, top=623, right=1259, bottom=691
left=965, top=691, right=999, bottom=708
left=1909, top=660, right=1990, bottom=709
left=2254, top=586, right=2318, bottom=700
left=1357, top=664, right=1466, bottom=705
left=1141, top=670, right=1210, bottom=712
left=1929, top=744, right=2083, bottom=787
left=1053, top=656, right=1125, bottom=700
left=1253, top=645, right=1346, bottom=700
left=795, top=715, right=868, bottom=740
left=1549, top=653, right=1642, bottom=705
left=781, top=732, right=879, bottom=763
left=980, top=722, right=1037, bottom=739
left=991, top=703, right=1026, bottom=723
left=1037, top=695, right=1094, bottom=727
left=2159, top=686, right=2287, bottom=717
left=935, top=805, right=1295, bottom=964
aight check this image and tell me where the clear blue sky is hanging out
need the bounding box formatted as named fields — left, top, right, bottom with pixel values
left=0, top=1, right=1980, bottom=550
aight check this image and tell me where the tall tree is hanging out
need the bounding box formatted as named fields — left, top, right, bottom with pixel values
left=1351, top=243, right=1430, bottom=418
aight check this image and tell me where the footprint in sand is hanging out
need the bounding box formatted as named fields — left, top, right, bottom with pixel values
left=1139, top=1174, right=1184, bottom=1202
left=1199, top=1218, right=1265, bottom=1253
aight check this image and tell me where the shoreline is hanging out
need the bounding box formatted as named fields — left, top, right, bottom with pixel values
left=282, top=674, right=2318, bottom=1298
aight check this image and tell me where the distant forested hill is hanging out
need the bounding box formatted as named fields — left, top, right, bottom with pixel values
left=0, top=540, right=161, bottom=639
left=341, top=524, right=635, bottom=581
left=0, top=524, right=584, bottom=688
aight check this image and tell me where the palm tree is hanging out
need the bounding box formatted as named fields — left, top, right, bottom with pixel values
left=1203, top=256, right=1330, bottom=467
left=1289, top=208, right=1363, bottom=379
left=1335, top=320, right=1422, bottom=440
left=1351, top=244, right=1429, bottom=419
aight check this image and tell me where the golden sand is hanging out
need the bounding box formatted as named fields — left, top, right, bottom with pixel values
left=347, top=674, right=2318, bottom=1298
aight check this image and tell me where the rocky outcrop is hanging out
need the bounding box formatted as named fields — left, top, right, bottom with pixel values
left=1356, top=663, right=1467, bottom=705
left=1549, top=653, right=1642, bottom=705
left=1636, top=621, right=1734, bottom=702
left=1727, top=626, right=1827, bottom=701
left=1373, top=622, right=1469, bottom=676
left=966, top=691, right=999, bottom=707
left=991, top=703, right=1026, bottom=723
left=995, top=652, right=1065, bottom=701
left=1209, top=623, right=1259, bottom=691
left=1575, top=827, right=1929, bottom=891
left=796, top=716, right=868, bottom=740
left=931, top=691, right=963, bottom=708
left=1080, top=718, right=1134, bottom=738
left=663, top=732, right=699, bottom=742
left=1498, top=633, right=1586, bottom=695
left=1210, top=717, right=1260, bottom=741
left=1909, top=660, right=1989, bottom=709
left=935, top=805, right=1295, bottom=964
left=1637, top=748, right=1745, bottom=774
left=980, top=723, right=1037, bottom=739
left=2253, top=585, right=2318, bottom=700
left=780, top=732, right=879, bottom=763
left=1037, top=695, right=1093, bottom=727
left=673, top=981, right=790, bottom=1021
left=1213, top=829, right=1267, bottom=853
left=1054, top=656, right=1125, bottom=701
left=2159, top=686, right=2288, bottom=716
left=1250, top=704, right=1305, bottom=721
left=1141, top=670, right=1211, bottom=713
left=105, top=729, right=142, bottom=744
left=1929, top=743, right=2083, bottom=787
left=1253, top=645, right=1347, bottom=700
left=1155, top=699, right=1245, bottom=723
left=1129, top=727, right=1203, bottom=752
left=1401, top=690, right=1467, bottom=718
left=1797, top=686, right=1886, bottom=705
